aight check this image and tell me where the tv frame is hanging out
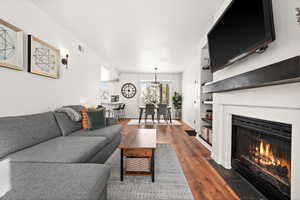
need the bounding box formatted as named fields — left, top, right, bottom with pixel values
left=208, top=0, right=276, bottom=73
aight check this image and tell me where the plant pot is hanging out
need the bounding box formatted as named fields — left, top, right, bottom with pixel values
left=174, top=109, right=182, bottom=120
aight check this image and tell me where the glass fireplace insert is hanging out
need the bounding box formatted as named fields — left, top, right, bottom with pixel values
left=232, top=115, right=291, bottom=200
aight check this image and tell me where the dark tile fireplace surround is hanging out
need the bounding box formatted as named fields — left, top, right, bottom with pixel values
left=232, top=115, right=291, bottom=200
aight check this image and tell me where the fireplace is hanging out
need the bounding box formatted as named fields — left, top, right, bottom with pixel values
left=232, top=115, right=291, bottom=200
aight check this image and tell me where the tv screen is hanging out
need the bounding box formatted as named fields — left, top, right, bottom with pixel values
left=208, top=0, right=275, bottom=73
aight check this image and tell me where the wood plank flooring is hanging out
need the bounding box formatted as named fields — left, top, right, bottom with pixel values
left=119, top=119, right=239, bottom=200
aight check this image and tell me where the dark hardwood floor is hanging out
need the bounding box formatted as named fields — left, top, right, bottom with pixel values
left=119, top=119, right=239, bottom=200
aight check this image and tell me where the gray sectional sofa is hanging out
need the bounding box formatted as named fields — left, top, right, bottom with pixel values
left=0, top=111, right=122, bottom=200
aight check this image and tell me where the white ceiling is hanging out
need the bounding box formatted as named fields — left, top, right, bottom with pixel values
left=30, top=0, right=223, bottom=73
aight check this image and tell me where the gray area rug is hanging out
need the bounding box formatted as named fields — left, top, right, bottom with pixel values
left=127, top=119, right=182, bottom=126
left=106, top=144, right=194, bottom=200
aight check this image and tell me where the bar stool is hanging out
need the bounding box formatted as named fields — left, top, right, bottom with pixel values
left=112, top=104, right=122, bottom=120
left=120, top=104, right=126, bottom=119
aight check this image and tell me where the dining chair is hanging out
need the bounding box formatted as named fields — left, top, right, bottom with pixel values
left=120, top=103, right=126, bottom=119
left=157, top=104, right=169, bottom=123
left=145, top=104, right=155, bottom=122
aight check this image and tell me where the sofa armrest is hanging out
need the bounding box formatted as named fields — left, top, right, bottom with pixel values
left=106, top=117, right=118, bottom=126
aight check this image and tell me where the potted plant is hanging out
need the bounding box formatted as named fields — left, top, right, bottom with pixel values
left=172, top=92, right=182, bottom=119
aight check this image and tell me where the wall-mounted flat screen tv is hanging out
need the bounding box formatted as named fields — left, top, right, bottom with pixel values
left=208, top=0, right=276, bottom=73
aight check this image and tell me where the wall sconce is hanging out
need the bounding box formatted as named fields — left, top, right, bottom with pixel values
left=60, top=48, right=70, bottom=69
left=61, top=54, right=69, bottom=69
left=296, top=8, right=300, bottom=24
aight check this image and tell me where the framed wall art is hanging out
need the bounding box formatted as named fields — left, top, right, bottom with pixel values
left=0, top=19, right=24, bottom=70
left=28, top=35, right=60, bottom=78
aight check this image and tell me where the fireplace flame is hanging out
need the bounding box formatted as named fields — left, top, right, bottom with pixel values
left=252, top=140, right=291, bottom=181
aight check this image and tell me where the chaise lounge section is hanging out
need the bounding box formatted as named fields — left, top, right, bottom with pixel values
left=0, top=110, right=122, bottom=200
left=2, top=162, right=110, bottom=200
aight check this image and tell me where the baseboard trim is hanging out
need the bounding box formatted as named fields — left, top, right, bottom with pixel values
left=181, top=120, right=194, bottom=129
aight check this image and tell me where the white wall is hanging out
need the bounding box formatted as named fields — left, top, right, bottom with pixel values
left=100, top=65, right=119, bottom=82
left=182, top=57, right=201, bottom=128
left=210, top=0, right=300, bottom=199
left=181, top=19, right=213, bottom=129
left=0, top=0, right=112, bottom=117
left=213, top=0, right=300, bottom=81
left=116, top=72, right=182, bottom=118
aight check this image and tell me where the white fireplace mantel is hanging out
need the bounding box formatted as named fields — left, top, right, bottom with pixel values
left=211, top=82, right=300, bottom=199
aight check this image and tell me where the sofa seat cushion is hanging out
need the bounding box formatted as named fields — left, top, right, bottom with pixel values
left=7, top=136, right=108, bottom=163
left=70, top=124, right=122, bottom=142
left=1, top=162, right=110, bottom=200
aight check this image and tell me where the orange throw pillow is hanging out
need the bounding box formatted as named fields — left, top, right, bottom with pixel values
left=80, top=108, right=89, bottom=129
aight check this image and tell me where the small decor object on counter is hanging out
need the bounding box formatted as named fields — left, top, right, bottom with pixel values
left=28, top=35, right=60, bottom=78
left=0, top=19, right=24, bottom=71
left=121, top=83, right=137, bottom=98
left=111, top=95, right=119, bottom=102
left=206, top=109, right=213, bottom=120
left=99, top=89, right=110, bottom=102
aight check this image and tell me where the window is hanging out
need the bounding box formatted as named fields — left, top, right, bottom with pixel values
left=140, top=81, right=170, bottom=105
left=100, top=66, right=110, bottom=81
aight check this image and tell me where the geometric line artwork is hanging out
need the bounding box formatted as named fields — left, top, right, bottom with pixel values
left=0, top=27, right=16, bottom=60
left=0, top=18, right=23, bottom=71
left=33, top=48, right=56, bottom=73
left=28, top=35, right=60, bottom=78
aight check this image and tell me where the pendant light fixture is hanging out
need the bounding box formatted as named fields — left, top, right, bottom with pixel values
left=151, top=67, right=160, bottom=86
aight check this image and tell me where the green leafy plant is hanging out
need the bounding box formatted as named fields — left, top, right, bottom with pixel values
left=172, top=92, right=182, bottom=110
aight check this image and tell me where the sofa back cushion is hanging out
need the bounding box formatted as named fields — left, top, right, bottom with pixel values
left=0, top=112, right=61, bottom=158
left=54, top=112, right=82, bottom=136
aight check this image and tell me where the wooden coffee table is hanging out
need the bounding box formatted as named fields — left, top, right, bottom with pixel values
left=119, top=129, right=157, bottom=182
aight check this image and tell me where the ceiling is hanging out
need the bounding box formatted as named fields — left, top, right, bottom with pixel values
left=30, top=0, right=223, bottom=73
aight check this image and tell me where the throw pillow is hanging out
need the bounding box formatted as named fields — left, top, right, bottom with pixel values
left=80, top=108, right=89, bottom=129
left=86, top=108, right=106, bottom=130
left=64, top=105, right=84, bottom=114
left=56, top=107, right=82, bottom=122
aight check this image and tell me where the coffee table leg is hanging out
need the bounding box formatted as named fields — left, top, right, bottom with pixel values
left=151, top=149, right=155, bottom=182
left=120, top=149, right=124, bottom=181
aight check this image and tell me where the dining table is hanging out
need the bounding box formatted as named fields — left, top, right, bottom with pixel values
left=138, top=105, right=172, bottom=124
